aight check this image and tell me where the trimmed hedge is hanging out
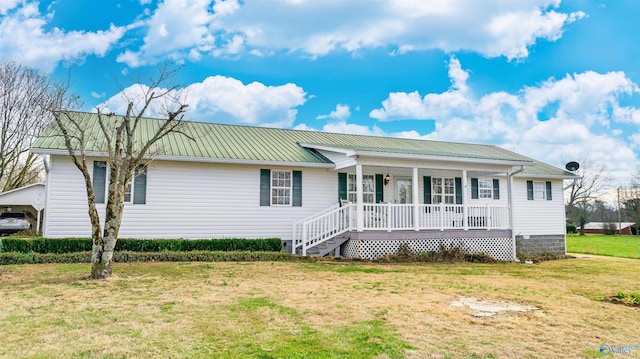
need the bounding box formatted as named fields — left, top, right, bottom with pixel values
left=0, top=250, right=297, bottom=265
left=0, top=237, right=282, bottom=254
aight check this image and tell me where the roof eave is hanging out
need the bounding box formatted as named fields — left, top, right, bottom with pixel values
left=31, top=148, right=335, bottom=169
left=515, top=173, right=579, bottom=179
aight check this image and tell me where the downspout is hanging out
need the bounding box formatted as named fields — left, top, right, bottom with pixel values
left=508, top=166, right=525, bottom=262
left=41, top=154, right=51, bottom=237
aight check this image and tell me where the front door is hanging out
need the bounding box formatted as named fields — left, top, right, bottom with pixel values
left=396, top=178, right=413, bottom=204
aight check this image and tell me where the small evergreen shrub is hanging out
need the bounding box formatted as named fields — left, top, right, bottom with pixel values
left=0, top=250, right=294, bottom=265
left=566, top=223, right=577, bottom=234
left=0, top=237, right=282, bottom=254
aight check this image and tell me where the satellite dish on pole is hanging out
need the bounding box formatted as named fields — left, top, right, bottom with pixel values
left=565, top=161, right=580, bottom=172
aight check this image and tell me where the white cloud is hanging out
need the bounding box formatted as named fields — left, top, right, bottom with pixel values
left=98, top=75, right=307, bottom=128
left=117, top=0, right=584, bottom=66
left=0, top=0, right=21, bottom=15
left=370, top=57, right=640, bottom=185
left=316, top=104, right=351, bottom=121
left=117, top=0, right=243, bottom=67
left=370, top=56, right=474, bottom=122
left=0, top=2, right=126, bottom=72
left=226, top=0, right=584, bottom=60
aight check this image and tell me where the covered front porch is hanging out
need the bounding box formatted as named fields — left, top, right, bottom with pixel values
left=293, top=158, right=523, bottom=260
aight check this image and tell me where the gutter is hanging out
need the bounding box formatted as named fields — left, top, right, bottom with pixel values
left=507, top=166, right=526, bottom=262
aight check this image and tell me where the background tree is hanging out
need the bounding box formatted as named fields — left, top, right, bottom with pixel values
left=564, top=158, right=609, bottom=235
left=620, top=171, right=640, bottom=236
left=0, top=62, right=69, bottom=191
left=51, top=63, right=190, bottom=279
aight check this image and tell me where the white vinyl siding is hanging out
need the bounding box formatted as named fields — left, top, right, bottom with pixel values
left=43, top=155, right=335, bottom=241
left=512, top=178, right=565, bottom=235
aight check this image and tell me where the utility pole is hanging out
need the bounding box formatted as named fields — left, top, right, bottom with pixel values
left=617, top=187, right=622, bottom=235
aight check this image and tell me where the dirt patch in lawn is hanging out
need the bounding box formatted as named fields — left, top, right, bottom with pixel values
left=451, top=296, right=542, bottom=317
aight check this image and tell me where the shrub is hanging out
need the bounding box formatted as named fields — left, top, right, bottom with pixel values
left=0, top=238, right=92, bottom=254
left=0, top=250, right=295, bottom=265
left=375, top=242, right=496, bottom=263
left=0, top=237, right=282, bottom=254
left=566, top=223, right=577, bottom=234
left=603, top=222, right=617, bottom=235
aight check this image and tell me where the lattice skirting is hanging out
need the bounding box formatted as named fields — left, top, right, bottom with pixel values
left=342, top=237, right=513, bottom=261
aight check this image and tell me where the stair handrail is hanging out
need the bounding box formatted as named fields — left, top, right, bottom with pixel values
left=292, top=203, right=353, bottom=255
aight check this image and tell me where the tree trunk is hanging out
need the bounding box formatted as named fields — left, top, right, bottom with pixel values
left=90, top=234, right=116, bottom=279
left=579, top=220, right=586, bottom=236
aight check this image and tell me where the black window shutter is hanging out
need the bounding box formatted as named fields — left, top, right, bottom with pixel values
left=471, top=178, right=479, bottom=199
left=338, top=172, right=347, bottom=201
left=423, top=176, right=431, bottom=204
left=292, top=171, right=302, bottom=207
left=260, top=169, right=271, bottom=206
left=493, top=179, right=500, bottom=200
left=93, top=161, right=106, bottom=204
left=375, top=174, right=384, bottom=203
left=546, top=181, right=552, bottom=201
left=133, top=165, right=147, bottom=204
left=527, top=181, right=534, bottom=200
left=455, top=177, right=462, bottom=204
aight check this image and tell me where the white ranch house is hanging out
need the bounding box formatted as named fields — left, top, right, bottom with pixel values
left=31, top=112, right=575, bottom=260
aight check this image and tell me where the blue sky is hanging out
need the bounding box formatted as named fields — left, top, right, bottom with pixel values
left=2, top=0, right=640, bottom=187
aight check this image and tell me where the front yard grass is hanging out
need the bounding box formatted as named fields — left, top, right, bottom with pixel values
left=2, top=257, right=640, bottom=358
left=567, top=233, right=640, bottom=259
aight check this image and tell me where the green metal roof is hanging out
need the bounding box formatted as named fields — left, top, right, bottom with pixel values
left=520, top=160, right=575, bottom=178
left=31, top=111, right=573, bottom=177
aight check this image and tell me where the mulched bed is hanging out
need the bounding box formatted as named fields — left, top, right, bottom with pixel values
left=604, top=296, right=640, bottom=308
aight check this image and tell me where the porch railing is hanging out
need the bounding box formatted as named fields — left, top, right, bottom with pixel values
left=293, top=203, right=510, bottom=255
left=364, top=203, right=510, bottom=231
left=293, top=203, right=353, bottom=256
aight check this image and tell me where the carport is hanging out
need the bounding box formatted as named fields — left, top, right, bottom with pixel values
left=0, top=183, right=46, bottom=234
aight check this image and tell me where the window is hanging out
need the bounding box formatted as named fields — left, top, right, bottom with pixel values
left=533, top=181, right=546, bottom=200
left=478, top=179, right=493, bottom=199
left=432, top=177, right=455, bottom=204
left=271, top=170, right=292, bottom=205
left=348, top=174, right=375, bottom=203
left=471, top=178, right=500, bottom=200
left=92, top=161, right=107, bottom=204
left=124, top=179, right=133, bottom=203
left=93, top=161, right=147, bottom=205
left=527, top=180, right=552, bottom=201
left=260, top=169, right=302, bottom=207
left=123, top=165, right=147, bottom=204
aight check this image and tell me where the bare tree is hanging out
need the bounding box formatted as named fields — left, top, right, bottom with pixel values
left=564, top=158, right=609, bottom=235
left=620, top=171, right=640, bottom=236
left=51, top=63, right=190, bottom=279
left=0, top=62, right=69, bottom=191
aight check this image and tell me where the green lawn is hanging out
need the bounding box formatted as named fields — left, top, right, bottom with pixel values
left=566, top=233, right=640, bottom=259
left=3, top=258, right=640, bottom=358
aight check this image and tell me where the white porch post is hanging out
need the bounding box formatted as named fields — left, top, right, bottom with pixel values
left=356, top=164, right=364, bottom=232
left=462, top=169, right=468, bottom=230
left=36, top=209, right=41, bottom=234
left=413, top=167, right=419, bottom=231
left=508, top=173, right=516, bottom=261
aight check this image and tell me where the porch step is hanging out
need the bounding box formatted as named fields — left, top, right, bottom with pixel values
left=304, top=234, right=350, bottom=257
